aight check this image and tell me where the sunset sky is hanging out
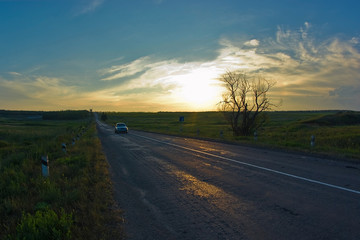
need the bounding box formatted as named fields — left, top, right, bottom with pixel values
left=1, top=0, right=359, bottom=111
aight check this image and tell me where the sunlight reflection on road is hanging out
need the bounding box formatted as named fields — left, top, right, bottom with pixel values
left=147, top=152, right=261, bottom=235
left=162, top=161, right=255, bottom=216
left=168, top=166, right=264, bottom=237
left=175, top=170, right=223, bottom=199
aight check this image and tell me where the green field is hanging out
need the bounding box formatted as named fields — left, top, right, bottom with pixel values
left=104, top=111, right=360, bottom=160
left=1, top=110, right=359, bottom=238
left=0, top=111, right=124, bottom=239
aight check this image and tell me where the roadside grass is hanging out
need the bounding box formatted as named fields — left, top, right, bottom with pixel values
left=0, top=116, right=124, bottom=239
left=104, top=111, right=360, bottom=160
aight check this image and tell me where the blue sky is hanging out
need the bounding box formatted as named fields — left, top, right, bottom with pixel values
left=1, top=0, right=359, bottom=111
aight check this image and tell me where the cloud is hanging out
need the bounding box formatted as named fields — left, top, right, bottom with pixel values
left=99, top=56, right=152, bottom=81
left=264, top=23, right=360, bottom=109
left=328, top=85, right=360, bottom=109
left=2, top=22, right=359, bottom=111
left=0, top=75, right=78, bottom=110
left=8, top=72, right=22, bottom=76
left=75, top=0, right=105, bottom=16
left=244, top=39, right=260, bottom=47
left=94, top=22, right=360, bottom=111
left=94, top=56, right=226, bottom=110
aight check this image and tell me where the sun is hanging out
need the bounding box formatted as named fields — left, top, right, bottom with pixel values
left=180, top=80, right=218, bottom=107
left=175, top=69, right=222, bottom=110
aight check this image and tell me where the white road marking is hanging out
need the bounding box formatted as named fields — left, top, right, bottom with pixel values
left=132, top=133, right=360, bottom=195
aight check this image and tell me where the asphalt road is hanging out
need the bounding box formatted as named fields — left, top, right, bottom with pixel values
left=96, top=120, right=360, bottom=240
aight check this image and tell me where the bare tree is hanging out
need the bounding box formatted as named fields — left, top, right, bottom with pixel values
left=218, top=71, right=276, bottom=136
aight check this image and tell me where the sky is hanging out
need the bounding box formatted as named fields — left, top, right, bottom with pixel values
left=0, top=0, right=359, bottom=111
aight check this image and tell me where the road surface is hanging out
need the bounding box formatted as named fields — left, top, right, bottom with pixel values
left=96, top=120, right=360, bottom=240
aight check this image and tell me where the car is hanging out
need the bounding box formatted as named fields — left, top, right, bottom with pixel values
left=115, top=122, right=128, bottom=134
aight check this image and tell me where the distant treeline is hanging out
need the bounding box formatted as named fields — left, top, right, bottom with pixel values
left=43, top=110, right=91, bottom=120
left=0, top=110, right=41, bottom=116
left=0, top=110, right=91, bottom=120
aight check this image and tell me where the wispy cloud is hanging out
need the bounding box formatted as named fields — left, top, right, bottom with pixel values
left=8, top=72, right=22, bottom=76
left=0, top=74, right=77, bottom=110
left=99, top=56, right=152, bottom=81
left=1, top=22, right=359, bottom=111
left=75, top=0, right=105, bottom=16
left=95, top=22, right=360, bottom=111
left=153, top=0, right=165, bottom=4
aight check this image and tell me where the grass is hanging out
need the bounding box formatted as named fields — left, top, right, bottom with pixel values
left=1, top=110, right=358, bottom=238
left=104, top=111, right=360, bottom=160
left=0, top=114, right=124, bottom=239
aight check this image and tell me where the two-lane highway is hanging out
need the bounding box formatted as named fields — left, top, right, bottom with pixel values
left=96, top=120, right=360, bottom=240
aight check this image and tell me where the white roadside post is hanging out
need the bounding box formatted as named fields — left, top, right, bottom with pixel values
left=311, top=135, right=315, bottom=147
left=179, top=116, right=184, bottom=132
left=254, top=131, right=258, bottom=141
left=62, top=143, right=67, bottom=153
left=41, top=155, right=49, bottom=177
